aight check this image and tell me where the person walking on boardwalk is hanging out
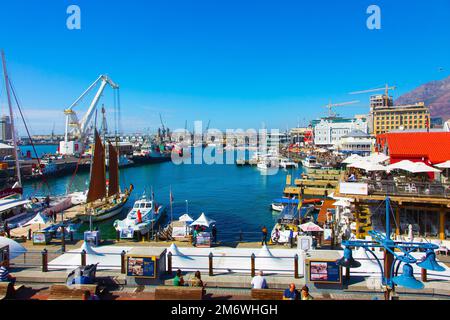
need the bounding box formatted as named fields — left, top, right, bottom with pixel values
left=261, top=226, right=268, bottom=245
left=211, top=225, right=217, bottom=244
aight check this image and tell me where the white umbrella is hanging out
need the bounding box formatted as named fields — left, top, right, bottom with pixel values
left=412, top=162, right=441, bottom=173
left=190, top=213, right=216, bottom=228
left=436, top=160, right=450, bottom=169
left=178, top=214, right=194, bottom=223
left=364, top=152, right=390, bottom=164
left=387, top=160, right=418, bottom=173
left=364, top=163, right=387, bottom=172
left=342, top=154, right=363, bottom=164
left=333, top=200, right=351, bottom=207
left=0, top=237, right=27, bottom=259
left=348, top=160, right=370, bottom=170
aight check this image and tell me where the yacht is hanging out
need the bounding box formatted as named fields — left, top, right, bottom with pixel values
left=113, top=196, right=166, bottom=239
left=301, top=156, right=321, bottom=169
left=279, top=158, right=298, bottom=169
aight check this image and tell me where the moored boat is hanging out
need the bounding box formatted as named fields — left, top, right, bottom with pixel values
left=113, top=195, right=166, bottom=239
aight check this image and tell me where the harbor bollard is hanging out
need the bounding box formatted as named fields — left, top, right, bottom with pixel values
left=209, top=252, right=214, bottom=276
left=294, top=254, right=299, bottom=279
left=167, top=252, right=172, bottom=275
left=121, top=251, right=126, bottom=274
left=251, top=254, right=256, bottom=277
left=421, top=268, right=428, bottom=282
left=61, top=226, right=66, bottom=253
left=42, top=249, right=48, bottom=273
left=81, top=249, right=86, bottom=267
left=28, top=229, right=32, bottom=241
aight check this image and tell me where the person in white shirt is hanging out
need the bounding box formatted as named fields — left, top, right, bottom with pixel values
left=251, top=270, right=268, bottom=289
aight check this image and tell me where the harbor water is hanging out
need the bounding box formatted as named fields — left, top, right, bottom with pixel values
left=20, top=145, right=304, bottom=242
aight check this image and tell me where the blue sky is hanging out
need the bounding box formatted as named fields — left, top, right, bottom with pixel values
left=0, top=0, right=449, bottom=135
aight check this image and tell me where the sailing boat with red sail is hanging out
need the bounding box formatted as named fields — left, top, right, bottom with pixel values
left=77, top=130, right=132, bottom=222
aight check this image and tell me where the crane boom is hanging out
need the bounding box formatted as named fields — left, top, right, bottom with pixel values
left=349, top=84, right=396, bottom=96
left=61, top=75, right=119, bottom=155
left=324, top=100, right=360, bottom=117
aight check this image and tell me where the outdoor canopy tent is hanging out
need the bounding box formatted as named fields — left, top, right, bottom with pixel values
left=0, top=236, right=27, bottom=259
left=190, top=213, right=216, bottom=228
left=365, top=152, right=390, bottom=164
left=435, top=160, right=450, bottom=169
left=178, top=214, right=194, bottom=223
left=387, top=160, right=441, bottom=173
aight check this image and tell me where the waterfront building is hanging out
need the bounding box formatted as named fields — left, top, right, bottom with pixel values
left=289, top=127, right=313, bottom=145
left=376, top=132, right=450, bottom=165
left=0, top=115, right=12, bottom=142
left=312, top=117, right=368, bottom=147
left=336, top=130, right=375, bottom=156
left=0, top=142, right=14, bottom=158
left=370, top=97, right=430, bottom=135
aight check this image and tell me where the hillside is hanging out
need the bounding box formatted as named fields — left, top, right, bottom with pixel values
left=395, top=75, right=450, bottom=121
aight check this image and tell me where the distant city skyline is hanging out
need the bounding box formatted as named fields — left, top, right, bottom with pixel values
left=0, top=0, right=449, bottom=135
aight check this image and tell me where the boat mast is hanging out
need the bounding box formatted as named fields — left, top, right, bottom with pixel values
left=1, top=50, right=22, bottom=189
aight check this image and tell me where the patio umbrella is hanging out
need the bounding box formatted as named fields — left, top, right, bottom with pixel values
left=412, top=162, right=441, bottom=173
left=436, top=160, right=450, bottom=169
left=190, top=213, right=216, bottom=228
left=348, top=160, right=370, bottom=170
left=0, top=237, right=27, bottom=259
left=364, top=163, right=388, bottom=172
left=300, top=222, right=324, bottom=232
left=387, top=160, right=418, bottom=173
left=364, top=152, right=390, bottom=164
left=342, top=154, right=363, bottom=164
left=333, top=200, right=351, bottom=207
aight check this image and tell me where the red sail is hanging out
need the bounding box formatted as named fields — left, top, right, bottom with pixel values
left=108, top=142, right=119, bottom=197
left=87, top=130, right=106, bottom=203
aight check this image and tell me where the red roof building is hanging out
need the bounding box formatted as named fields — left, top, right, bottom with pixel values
left=376, top=132, right=450, bottom=165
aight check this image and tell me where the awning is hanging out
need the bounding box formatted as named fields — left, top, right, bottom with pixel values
left=190, top=213, right=216, bottom=228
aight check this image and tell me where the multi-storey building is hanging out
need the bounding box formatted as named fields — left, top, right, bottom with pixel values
left=312, top=117, right=368, bottom=147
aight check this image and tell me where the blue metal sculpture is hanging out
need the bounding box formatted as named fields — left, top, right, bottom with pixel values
left=338, top=196, right=445, bottom=295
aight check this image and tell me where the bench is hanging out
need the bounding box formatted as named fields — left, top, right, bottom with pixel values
left=251, top=289, right=285, bottom=300
left=154, top=286, right=205, bottom=300
left=47, top=284, right=99, bottom=300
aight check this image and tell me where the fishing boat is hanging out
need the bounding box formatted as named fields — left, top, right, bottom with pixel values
left=270, top=204, right=316, bottom=244
left=301, top=156, right=321, bottom=169
left=77, top=131, right=132, bottom=222
left=113, top=195, right=166, bottom=239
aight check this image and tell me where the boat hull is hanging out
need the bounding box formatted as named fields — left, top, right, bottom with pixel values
left=77, top=196, right=129, bottom=222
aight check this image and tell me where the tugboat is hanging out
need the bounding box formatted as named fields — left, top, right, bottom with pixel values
left=113, top=195, right=166, bottom=239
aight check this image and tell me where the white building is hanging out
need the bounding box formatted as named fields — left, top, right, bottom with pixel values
left=336, top=130, right=375, bottom=156
left=312, top=117, right=368, bottom=147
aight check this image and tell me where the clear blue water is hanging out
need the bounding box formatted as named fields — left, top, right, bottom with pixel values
left=21, top=145, right=305, bottom=241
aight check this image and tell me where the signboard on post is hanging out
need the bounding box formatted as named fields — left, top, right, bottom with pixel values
left=298, top=236, right=313, bottom=252
left=309, top=260, right=342, bottom=284
left=339, top=182, right=368, bottom=196
left=127, top=256, right=157, bottom=279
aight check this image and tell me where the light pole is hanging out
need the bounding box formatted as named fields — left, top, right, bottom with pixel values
left=337, top=196, right=445, bottom=300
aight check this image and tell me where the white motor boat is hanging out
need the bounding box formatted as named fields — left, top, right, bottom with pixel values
left=301, top=156, right=321, bottom=169
left=113, top=196, right=166, bottom=239
left=279, top=158, right=298, bottom=169
left=271, top=203, right=284, bottom=212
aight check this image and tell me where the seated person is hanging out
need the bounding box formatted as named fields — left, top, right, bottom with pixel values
left=0, top=262, right=15, bottom=285
left=173, top=269, right=185, bottom=286
left=301, top=286, right=314, bottom=300
left=347, top=173, right=356, bottom=182
left=190, top=271, right=205, bottom=288
left=283, top=283, right=299, bottom=300
left=251, top=270, right=268, bottom=289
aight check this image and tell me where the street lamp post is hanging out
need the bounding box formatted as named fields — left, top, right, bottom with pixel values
left=337, top=196, right=445, bottom=300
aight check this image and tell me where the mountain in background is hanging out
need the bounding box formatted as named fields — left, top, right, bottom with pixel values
left=395, top=75, right=450, bottom=121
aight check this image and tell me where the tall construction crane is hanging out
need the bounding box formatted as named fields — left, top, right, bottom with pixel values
left=324, top=100, right=360, bottom=117
left=60, top=75, right=119, bottom=155
left=349, top=83, right=396, bottom=107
